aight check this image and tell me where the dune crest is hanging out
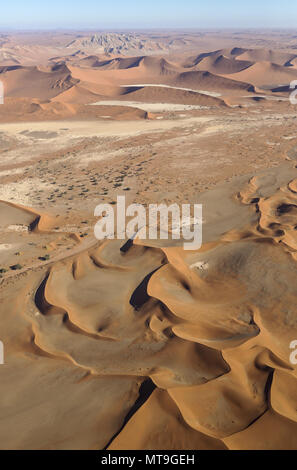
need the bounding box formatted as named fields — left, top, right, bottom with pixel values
left=1, top=30, right=297, bottom=450
left=1, top=161, right=296, bottom=449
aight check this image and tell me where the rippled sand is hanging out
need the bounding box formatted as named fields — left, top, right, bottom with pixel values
left=0, top=160, right=297, bottom=449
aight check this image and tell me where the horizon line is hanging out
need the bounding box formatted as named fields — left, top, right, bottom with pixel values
left=1, top=26, right=296, bottom=32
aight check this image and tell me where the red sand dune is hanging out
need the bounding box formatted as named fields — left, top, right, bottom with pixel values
left=226, top=61, right=297, bottom=89
left=195, top=54, right=253, bottom=75
left=172, top=70, right=255, bottom=92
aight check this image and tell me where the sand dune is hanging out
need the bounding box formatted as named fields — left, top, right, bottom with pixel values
left=118, top=85, right=225, bottom=106
left=51, top=84, right=103, bottom=104
left=195, top=55, right=253, bottom=74
left=0, top=64, right=78, bottom=100
left=74, top=55, right=108, bottom=68
left=1, top=32, right=297, bottom=451
left=0, top=45, right=293, bottom=113
left=185, top=48, right=253, bottom=73
left=1, top=158, right=297, bottom=449
left=172, top=70, right=255, bottom=93
left=0, top=97, right=148, bottom=122
left=90, top=56, right=146, bottom=70
left=0, top=200, right=55, bottom=233
left=236, top=48, right=297, bottom=66
left=109, top=389, right=227, bottom=450
left=92, top=56, right=179, bottom=73
left=227, top=61, right=297, bottom=89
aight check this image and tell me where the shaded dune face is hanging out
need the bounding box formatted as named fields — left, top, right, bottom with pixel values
left=1, top=45, right=295, bottom=115
left=11, top=163, right=295, bottom=450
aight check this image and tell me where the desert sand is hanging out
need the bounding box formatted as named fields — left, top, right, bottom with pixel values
left=0, top=29, right=297, bottom=450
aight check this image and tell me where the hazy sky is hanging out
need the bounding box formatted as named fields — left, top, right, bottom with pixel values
left=1, top=0, right=297, bottom=29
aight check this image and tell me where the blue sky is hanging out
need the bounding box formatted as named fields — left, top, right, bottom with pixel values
left=1, top=0, right=296, bottom=30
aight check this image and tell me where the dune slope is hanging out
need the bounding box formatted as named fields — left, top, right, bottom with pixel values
left=1, top=161, right=297, bottom=449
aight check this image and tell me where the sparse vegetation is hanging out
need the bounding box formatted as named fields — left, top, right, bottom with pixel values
left=10, top=264, right=22, bottom=271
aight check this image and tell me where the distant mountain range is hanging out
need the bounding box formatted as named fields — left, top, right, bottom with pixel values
left=66, top=33, right=166, bottom=55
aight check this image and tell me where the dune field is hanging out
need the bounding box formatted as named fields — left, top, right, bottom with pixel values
left=0, top=29, right=297, bottom=450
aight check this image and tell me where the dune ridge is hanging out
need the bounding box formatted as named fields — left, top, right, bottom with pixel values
left=1, top=161, right=296, bottom=449
left=1, top=32, right=297, bottom=450
left=34, top=161, right=297, bottom=449
left=1, top=44, right=294, bottom=115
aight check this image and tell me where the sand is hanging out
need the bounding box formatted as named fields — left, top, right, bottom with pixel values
left=0, top=30, right=297, bottom=451
left=119, top=84, right=223, bottom=97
